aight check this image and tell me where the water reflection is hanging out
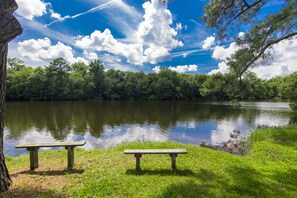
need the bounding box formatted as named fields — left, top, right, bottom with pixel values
left=4, top=101, right=290, bottom=156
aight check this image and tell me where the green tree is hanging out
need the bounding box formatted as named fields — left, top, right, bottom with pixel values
left=45, top=58, right=70, bottom=100
left=7, top=57, right=25, bottom=71
left=89, top=60, right=105, bottom=99
left=29, top=67, right=47, bottom=100
left=6, top=66, right=33, bottom=100
left=200, top=73, right=228, bottom=100
left=104, top=69, right=126, bottom=100
left=68, top=62, right=89, bottom=100
left=204, top=0, right=297, bottom=79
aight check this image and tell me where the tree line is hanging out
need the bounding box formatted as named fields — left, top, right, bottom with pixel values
left=6, top=57, right=297, bottom=102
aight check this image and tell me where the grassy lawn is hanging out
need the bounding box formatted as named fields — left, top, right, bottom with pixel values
left=4, top=125, right=297, bottom=197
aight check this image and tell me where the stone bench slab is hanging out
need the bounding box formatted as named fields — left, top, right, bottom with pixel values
left=15, top=141, right=86, bottom=148
left=124, top=149, right=187, bottom=171
left=124, top=149, right=187, bottom=154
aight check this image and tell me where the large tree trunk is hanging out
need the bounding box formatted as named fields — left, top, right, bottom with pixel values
left=0, top=0, right=22, bottom=194
left=0, top=43, right=11, bottom=193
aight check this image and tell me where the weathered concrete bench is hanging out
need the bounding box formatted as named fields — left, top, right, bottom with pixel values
left=124, top=149, right=187, bottom=171
left=15, top=141, right=86, bottom=170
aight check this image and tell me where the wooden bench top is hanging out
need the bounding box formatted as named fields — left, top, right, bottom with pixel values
left=124, top=149, right=187, bottom=154
left=15, top=141, right=86, bottom=148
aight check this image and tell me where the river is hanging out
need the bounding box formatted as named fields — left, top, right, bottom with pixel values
left=4, top=101, right=290, bottom=156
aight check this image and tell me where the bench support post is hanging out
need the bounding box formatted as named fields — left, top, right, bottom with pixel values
left=66, top=146, right=75, bottom=170
left=135, top=154, right=142, bottom=171
left=27, top=148, right=39, bottom=170
left=170, top=154, right=177, bottom=170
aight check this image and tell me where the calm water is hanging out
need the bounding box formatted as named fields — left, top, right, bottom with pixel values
left=4, top=101, right=290, bottom=156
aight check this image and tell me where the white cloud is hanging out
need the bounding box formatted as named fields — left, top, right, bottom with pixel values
left=17, top=38, right=88, bottom=64
left=175, top=23, right=183, bottom=31
left=209, top=36, right=297, bottom=78
left=238, top=32, right=245, bottom=38
left=83, top=51, right=98, bottom=61
left=212, top=42, right=239, bottom=60
left=137, top=0, right=183, bottom=49
left=171, top=48, right=207, bottom=59
left=16, top=0, right=47, bottom=20
left=76, top=29, right=145, bottom=65
left=202, top=36, right=215, bottom=49
left=251, top=37, right=297, bottom=79
left=152, top=66, right=161, bottom=73
left=169, top=64, right=198, bottom=73
left=143, top=45, right=170, bottom=64
left=46, top=0, right=118, bottom=26
left=100, top=53, right=136, bottom=71
left=152, top=64, right=198, bottom=73
left=49, top=9, right=64, bottom=21
left=208, top=61, right=229, bottom=75
left=75, top=0, right=182, bottom=65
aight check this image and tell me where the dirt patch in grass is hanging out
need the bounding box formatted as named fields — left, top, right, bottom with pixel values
left=4, top=162, right=84, bottom=198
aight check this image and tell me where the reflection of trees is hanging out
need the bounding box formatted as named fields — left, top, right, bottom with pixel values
left=5, top=101, right=264, bottom=140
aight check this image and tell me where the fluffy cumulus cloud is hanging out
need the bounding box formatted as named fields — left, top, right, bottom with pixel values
left=202, top=36, right=215, bottom=49
left=83, top=51, right=98, bottom=61
left=169, top=64, right=198, bottom=73
left=152, top=64, right=198, bottom=73
left=209, top=36, right=297, bottom=78
left=76, top=29, right=145, bottom=65
left=212, top=42, right=239, bottom=61
left=137, top=0, right=183, bottom=49
left=251, top=37, right=297, bottom=79
left=18, top=38, right=88, bottom=64
left=16, top=0, right=48, bottom=20
left=75, top=0, right=182, bottom=65
left=208, top=62, right=229, bottom=75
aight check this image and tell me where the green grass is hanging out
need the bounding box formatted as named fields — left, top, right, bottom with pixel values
left=5, top=125, right=297, bottom=197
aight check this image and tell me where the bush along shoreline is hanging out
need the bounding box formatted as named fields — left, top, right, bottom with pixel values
left=4, top=124, right=297, bottom=197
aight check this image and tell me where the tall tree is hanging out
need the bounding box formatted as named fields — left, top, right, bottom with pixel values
left=0, top=0, right=22, bottom=193
left=203, top=0, right=297, bottom=78
left=89, top=60, right=105, bottom=98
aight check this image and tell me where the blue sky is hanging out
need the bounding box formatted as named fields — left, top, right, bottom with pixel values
left=9, top=0, right=297, bottom=78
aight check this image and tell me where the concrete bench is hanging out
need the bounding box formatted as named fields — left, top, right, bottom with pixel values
left=124, top=149, right=187, bottom=171
left=15, top=141, right=86, bottom=170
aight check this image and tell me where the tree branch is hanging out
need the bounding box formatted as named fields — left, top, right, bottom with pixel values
left=238, top=32, right=297, bottom=77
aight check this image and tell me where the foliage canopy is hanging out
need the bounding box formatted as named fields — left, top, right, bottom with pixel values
left=203, top=0, right=297, bottom=78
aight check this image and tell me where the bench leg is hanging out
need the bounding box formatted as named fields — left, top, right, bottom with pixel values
left=170, top=154, right=177, bottom=170
left=135, top=154, right=142, bottom=171
left=28, top=148, right=39, bottom=170
left=66, top=146, right=75, bottom=170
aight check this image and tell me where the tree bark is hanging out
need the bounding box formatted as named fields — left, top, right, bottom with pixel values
left=0, top=0, right=22, bottom=194
left=0, top=42, right=11, bottom=194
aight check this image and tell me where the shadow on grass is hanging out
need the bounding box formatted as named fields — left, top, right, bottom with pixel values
left=126, top=168, right=217, bottom=181
left=126, top=169, right=195, bottom=176
left=272, top=168, right=297, bottom=192
left=223, top=166, right=266, bottom=196
left=3, top=187, right=66, bottom=198
left=157, top=180, right=216, bottom=198
left=158, top=165, right=296, bottom=197
left=11, top=169, right=84, bottom=176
